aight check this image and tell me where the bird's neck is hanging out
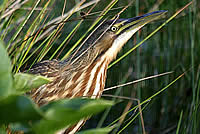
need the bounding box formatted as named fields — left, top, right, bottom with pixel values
left=61, top=46, right=113, bottom=72
left=81, top=55, right=110, bottom=98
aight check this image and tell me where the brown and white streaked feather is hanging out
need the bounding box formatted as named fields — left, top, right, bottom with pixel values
left=28, top=54, right=109, bottom=106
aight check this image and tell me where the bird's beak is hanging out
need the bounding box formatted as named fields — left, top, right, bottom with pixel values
left=116, top=10, right=167, bottom=35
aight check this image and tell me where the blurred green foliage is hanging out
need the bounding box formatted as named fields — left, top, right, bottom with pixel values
left=0, top=40, right=12, bottom=98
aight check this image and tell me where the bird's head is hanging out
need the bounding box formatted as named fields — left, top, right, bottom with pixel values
left=63, top=10, right=167, bottom=67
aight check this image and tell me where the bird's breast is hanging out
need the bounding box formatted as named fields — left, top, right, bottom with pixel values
left=67, top=57, right=109, bottom=99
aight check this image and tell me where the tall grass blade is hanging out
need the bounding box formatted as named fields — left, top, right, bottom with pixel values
left=7, top=0, right=41, bottom=52
left=176, top=110, right=183, bottom=134
left=108, top=72, right=185, bottom=127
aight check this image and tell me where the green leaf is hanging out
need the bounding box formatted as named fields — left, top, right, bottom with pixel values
left=0, top=95, right=43, bottom=124
left=77, top=127, right=114, bottom=134
left=13, top=73, right=51, bottom=94
left=32, top=98, right=114, bottom=134
left=0, top=40, right=13, bottom=99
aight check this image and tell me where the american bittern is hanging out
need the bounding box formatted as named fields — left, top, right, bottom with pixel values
left=27, top=10, right=167, bottom=134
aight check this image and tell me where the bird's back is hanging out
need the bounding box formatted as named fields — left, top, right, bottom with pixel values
left=27, top=54, right=109, bottom=106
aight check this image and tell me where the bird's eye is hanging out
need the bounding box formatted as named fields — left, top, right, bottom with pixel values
left=111, top=26, right=118, bottom=32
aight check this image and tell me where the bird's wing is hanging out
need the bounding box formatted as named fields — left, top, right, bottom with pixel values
left=26, top=56, right=90, bottom=106
left=27, top=59, right=61, bottom=77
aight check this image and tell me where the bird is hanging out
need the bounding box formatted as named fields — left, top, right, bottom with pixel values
left=27, top=10, right=167, bottom=134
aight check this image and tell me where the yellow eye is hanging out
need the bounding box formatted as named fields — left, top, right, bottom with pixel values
left=111, top=26, right=118, bottom=32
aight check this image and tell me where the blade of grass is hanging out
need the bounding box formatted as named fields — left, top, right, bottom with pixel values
left=193, top=66, right=200, bottom=133
left=0, top=0, right=8, bottom=12
left=104, top=71, right=173, bottom=91
left=117, top=100, right=150, bottom=134
left=36, top=30, right=58, bottom=62
left=196, top=67, right=200, bottom=107
left=7, top=0, right=41, bottom=53
left=0, top=15, right=13, bottom=40
left=50, top=21, right=83, bottom=60
left=108, top=71, right=185, bottom=127
left=53, top=1, right=99, bottom=59
left=0, top=0, right=29, bottom=20
left=36, top=0, right=87, bottom=62
left=97, top=71, right=131, bottom=128
left=176, top=110, right=183, bottom=134
left=42, top=0, right=99, bottom=30
left=25, top=33, right=56, bottom=72
left=15, top=1, right=51, bottom=73
left=189, top=1, right=196, bottom=133
left=15, top=14, right=51, bottom=72
left=35, top=0, right=95, bottom=43
left=23, top=32, right=54, bottom=71
left=41, top=33, right=62, bottom=60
